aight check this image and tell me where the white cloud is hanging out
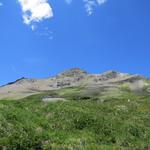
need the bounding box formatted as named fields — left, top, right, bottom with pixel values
left=64, top=0, right=107, bottom=15
left=18, top=0, right=107, bottom=26
left=83, top=0, right=107, bottom=15
left=18, top=0, right=53, bottom=25
left=97, top=0, right=107, bottom=5
left=0, top=2, right=3, bottom=6
left=83, top=0, right=96, bottom=16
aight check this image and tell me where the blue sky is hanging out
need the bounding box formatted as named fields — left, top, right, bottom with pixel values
left=0, top=0, right=150, bottom=85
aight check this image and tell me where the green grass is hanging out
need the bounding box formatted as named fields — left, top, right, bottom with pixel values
left=0, top=87, right=150, bottom=149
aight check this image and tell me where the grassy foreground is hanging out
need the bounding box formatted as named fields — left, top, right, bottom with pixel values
left=0, top=87, right=150, bottom=150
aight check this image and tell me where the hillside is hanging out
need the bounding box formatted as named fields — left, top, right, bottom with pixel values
left=0, top=68, right=149, bottom=100
left=0, top=68, right=150, bottom=149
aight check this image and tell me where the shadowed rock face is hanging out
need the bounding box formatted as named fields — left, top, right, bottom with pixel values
left=0, top=68, right=148, bottom=99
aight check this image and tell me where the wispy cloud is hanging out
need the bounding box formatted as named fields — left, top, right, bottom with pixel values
left=34, top=26, right=53, bottom=40
left=84, top=0, right=107, bottom=15
left=97, top=0, right=107, bottom=5
left=83, top=0, right=96, bottom=16
left=17, top=0, right=107, bottom=38
left=18, top=0, right=53, bottom=25
left=65, top=0, right=107, bottom=15
left=18, top=0, right=107, bottom=26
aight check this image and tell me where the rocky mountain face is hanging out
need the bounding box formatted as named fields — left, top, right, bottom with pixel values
left=0, top=68, right=149, bottom=99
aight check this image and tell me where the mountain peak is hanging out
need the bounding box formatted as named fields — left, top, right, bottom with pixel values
left=57, top=68, right=88, bottom=77
left=0, top=68, right=148, bottom=100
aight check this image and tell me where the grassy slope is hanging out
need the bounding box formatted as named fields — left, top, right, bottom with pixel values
left=0, top=87, right=150, bottom=150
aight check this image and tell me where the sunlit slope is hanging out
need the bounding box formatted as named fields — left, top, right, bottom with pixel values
left=0, top=68, right=149, bottom=100
left=0, top=86, right=150, bottom=149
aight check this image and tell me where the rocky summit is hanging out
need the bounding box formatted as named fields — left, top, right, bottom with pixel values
left=0, top=68, right=149, bottom=99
